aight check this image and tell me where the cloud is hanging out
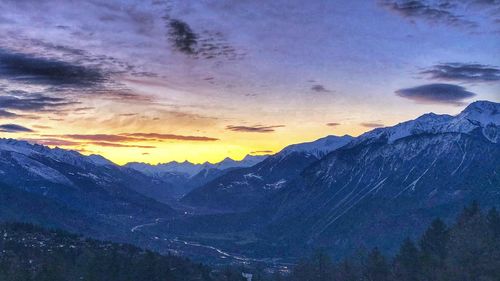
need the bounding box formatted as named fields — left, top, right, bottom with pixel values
left=0, top=49, right=150, bottom=104
left=168, top=19, right=198, bottom=55
left=0, top=91, right=78, bottom=112
left=420, top=63, right=500, bottom=83
left=0, top=124, right=34, bottom=133
left=226, top=125, right=285, bottom=133
left=360, top=122, right=385, bottom=128
left=311, top=84, right=332, bottom=93
left=32, top=125, right=52, bottom=129
left=43, top=132, right=219, bottom=143
left=25, top=138, right=156, bottom=149
left=23, top=138, right=80, bottom=146
left=250, top=150, right=274, bottom=154
left=395, top=83, right=476, bottom=105
left=326, top=122, right=341, bottom=127
left=48, top=134, right=135, bottom=143
left=379, top=0, right=495, bottom=29
left=0, top=49, right=108, bottom=88
left=85, top=142, right=156, bottom=148
left=165, top=17, right=243, bottom=60
left=0, top=110, right=19, bottom=118
left=124, top=133, right=219, bottom=141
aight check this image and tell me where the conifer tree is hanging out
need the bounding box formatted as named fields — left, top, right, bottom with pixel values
left=393, top=238, right=420, bottom=281
left=363, top=247, right=390, bottom=281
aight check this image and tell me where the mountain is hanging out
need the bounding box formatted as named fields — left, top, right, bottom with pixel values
left=181, top=135, right=354, bottom=212
left=125, top=155, right=268, bottom=198
left=0, top=139, right=176, bottom=243
left=257, top=100, right=500, bottom=256
left=152, top=101, right=500, bottom=261
left=1, top=101, right=499, bottom=265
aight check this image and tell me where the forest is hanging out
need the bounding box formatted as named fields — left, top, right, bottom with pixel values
left=1, top=202, right=499, bottom=281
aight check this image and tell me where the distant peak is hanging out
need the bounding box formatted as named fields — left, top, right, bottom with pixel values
left=462, top=100, right=499, bottom=114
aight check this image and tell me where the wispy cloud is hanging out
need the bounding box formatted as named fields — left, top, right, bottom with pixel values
left=0, top=110, right=20, bottom=118
left=360, top=122, right=384, bottom=128
left=326, top=122, right=341, bottom=127
left=311, top=84, right=332, bottom=93
left=165, top=17, right=242, bottom=60
left=380, top=0, right=475, bottom=28
left=168, top=19, right=198, bottom=55
left=0, top=49, right=107, bottom=88
left=0, top=123, right=34, bottom=133
left=0, top=90, right=78, bottom=112
left=85, top=142, right=156, bottom=148
left=396, top=83, right=476, bottom=105
left=381, top=0, right=500, bottom=30
left=43, top=132, right=219, bottom=143
left=226, top=125, right=285, bottom=133
left=124, top=133, right=218, bottom=141
left=25, top=137, right=156, bottom=149
left=420, top=63, right=500, bottom=83
left=250, top=150, right=274, bottom=154
left=23, top=138, right=80, bottom=146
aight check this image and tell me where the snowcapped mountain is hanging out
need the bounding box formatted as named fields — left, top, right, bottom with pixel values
left=181, top=135, right=353, bottom=212
left=279, top=134, right=354, bottom=158
left=126, top=155, right=268, bottom=177
left=354, top=100, right=500, bottom=145
left=157, top=101, right=500, bottom=260
left=125, top=155, right=268, bottom=198
left=0, top=138, right=175, bottom=228
left=255, top=100, right=500, bottom=256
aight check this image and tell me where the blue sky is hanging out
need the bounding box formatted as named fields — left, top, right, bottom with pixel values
left=0, top=0, right=498, bottom=163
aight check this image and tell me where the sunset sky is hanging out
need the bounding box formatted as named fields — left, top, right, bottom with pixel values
left=0, top=0, right=499, bottom=164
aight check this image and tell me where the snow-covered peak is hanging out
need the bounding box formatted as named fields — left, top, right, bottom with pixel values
left=456, top=100, right=500, bottom=126
left=213, top=155, right=268, bottom=170
left=125, top=154, right=269, bottom=177
left=125, top=161, right=203, bottom=177
left=0, top=138, right=114, bottom=167
left=87, top=154, right=115, bottom=166
left=355, top=100, right=500, bottom=145
left=279, top=135, right=354, bottom=158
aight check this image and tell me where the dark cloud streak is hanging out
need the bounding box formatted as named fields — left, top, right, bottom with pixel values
left=360, top=122, right=384, bottom=128
left=0, top=49, right=108, bottom=88
left=0, top=124, right=34, bottom=133
left=326, top=122, right=341, bottom=127
left=420, top=63, right=500, bottom=83
left=380, top=0, right=496, bottom=29
left=395, top=83, right=476, bottom=105
left=226, top=125, right=285, bottom=133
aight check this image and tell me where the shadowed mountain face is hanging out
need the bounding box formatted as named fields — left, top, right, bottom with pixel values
left=0, top=139, right=175, bottom=243
left=181, top=135, right=354, bottom=212
left=154, top=101, right=500, bottom=260
left=125, top=155, right=268, bottom=199
left=256, top=101, right=500, bottom=256
left=0, top=101, right=499, bottom=264
left=263, top=132, right=499, bottom=256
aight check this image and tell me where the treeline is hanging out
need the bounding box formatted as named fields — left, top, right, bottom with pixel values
left=1, top=202, right=499, bottom=281
left=260, top=201, right=500, bottom=281
left=0, top=223, right=246, bottom=281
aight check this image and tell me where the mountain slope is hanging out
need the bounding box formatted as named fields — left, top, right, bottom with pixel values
left=181, top=135, right=354, bottom=212
left=259, top=101, right=500, bottom=256
left=0, top=139, right=176, bottom=243
left=154, top=101, right=500, bottom=260
left=125, top=155, right=268, bottom=198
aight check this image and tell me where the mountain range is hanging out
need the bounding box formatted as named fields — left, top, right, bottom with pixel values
left=125, top=155, right=268, bottom=199
left=0, top=100, right=498, bottom=264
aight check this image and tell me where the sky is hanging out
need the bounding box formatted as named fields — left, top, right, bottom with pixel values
left=0, top=0, right=499, bottom=165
